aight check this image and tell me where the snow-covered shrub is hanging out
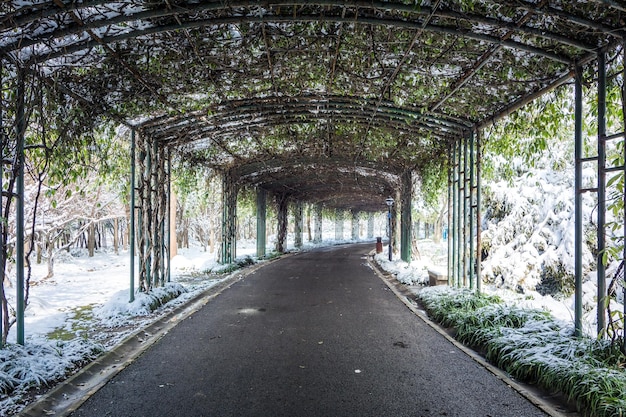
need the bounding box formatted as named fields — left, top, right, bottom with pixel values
left=94, top=283, right=187, bottom=327
left=481, top=164, right=595, bottom=295
left=0, top=339, right=103, bottom=414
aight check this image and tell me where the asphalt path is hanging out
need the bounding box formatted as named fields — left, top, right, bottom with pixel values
left=70, top=244, right=548, bottom=417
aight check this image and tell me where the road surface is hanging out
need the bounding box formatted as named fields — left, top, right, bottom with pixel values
left=70, top=244, right=548, bottom=417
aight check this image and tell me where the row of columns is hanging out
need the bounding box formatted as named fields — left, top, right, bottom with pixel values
left=130, top=131, right=172, bottom=299
left=447, top=46, right=626, bottom=346
left=574, top=47, right=626, bottom=340
left=448, top=130, right=481, bottom=291
left=250, top=187, right=393, bottom=260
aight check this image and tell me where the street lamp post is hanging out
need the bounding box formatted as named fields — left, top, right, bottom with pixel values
left=385, top=197, right=394, bottom=261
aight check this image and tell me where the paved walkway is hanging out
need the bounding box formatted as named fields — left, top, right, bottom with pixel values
left=66, top=244, right=552, bottom=417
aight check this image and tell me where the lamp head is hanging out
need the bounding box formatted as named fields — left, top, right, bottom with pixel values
left=385, top=197, right=394, bottom=207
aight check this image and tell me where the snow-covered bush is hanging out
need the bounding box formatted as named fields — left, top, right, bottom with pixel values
left=94, top=283, right=187, bottom=327
left=481, top=161, right=596, bottom=295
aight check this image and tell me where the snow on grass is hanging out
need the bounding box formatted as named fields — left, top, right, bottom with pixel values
left=374, top=238, right=447, bottom=285
left=414, top=285, right=626, bottom=417
left=0, top=339, right=104, bottom=415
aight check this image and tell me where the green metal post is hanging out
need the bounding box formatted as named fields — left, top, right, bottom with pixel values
left=294, top=201, right=303, bottom=248
left=166, top=149, right=171, bottom=283
left=469, top=131, right=475, bottom=290
left=152, top=139, right=160, bottom=287
left=130, top=129, right=136, bottom=302
left=460, top=134, right=469, bottom=287
left=314, top=204, right=322, bottom=243
left=401, top=171, right=412, bottom=262
left=476, top=130, right=482, bottom=294
left=387, top=203, right=393, bottom=261
left=351, top=210, right=359, bottom=241
left=275, top=194, right=288, bottom=253
left=335, top=209, right=343, bottom=241
left=221, top=173, right=237, bottom=263
left=0, top=58, right=4, bottom=347
left=447, top=144, right=453, bottom=285
left=574, top=68, right=583, bottom=337
left=622, top=40, right=626, bottom=354
left=159, top=147, right=166, bottom=286
left=145, top=138, right=152, bottom=288
left=449, top=141, right=459, bottom=287
left=597, top=51, right=607, bottom=336
left=256, top=188, right=267, bottom=257
left=15, top=69, right=25, bottom=345
left=456, top=139, right=462, bottom=287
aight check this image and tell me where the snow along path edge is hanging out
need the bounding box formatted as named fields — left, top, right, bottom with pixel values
left=366, top=251, right=579, bottom=417
left=16, top=254, right=293, bottom=417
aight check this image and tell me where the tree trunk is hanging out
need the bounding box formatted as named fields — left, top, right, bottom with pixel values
left=46, top=239, right=55, bottom=278
left=113, top=217, right=119, bottom=254
left=88, top=222, right=95, bottom=257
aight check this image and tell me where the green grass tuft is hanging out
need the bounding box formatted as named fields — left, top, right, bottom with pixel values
left=417, top=287, right=626, bottom=417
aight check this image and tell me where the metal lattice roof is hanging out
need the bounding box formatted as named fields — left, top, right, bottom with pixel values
left=1, top=1, right=625, bottom=211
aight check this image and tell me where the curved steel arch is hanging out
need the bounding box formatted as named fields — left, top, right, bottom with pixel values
left=229, top=155, right=403, bottom=212
left=140, top=100, right=467, bottom=148
left=7, top=12, right=572, bottom=65
left=2, top=0, right=621, bottom=62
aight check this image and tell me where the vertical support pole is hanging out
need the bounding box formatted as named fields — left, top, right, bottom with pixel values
left=454, top=141, right=463, bottom=287
left=622, top=40, right=626, bottom=354
left=157, top=143, right=165, bottom=287
left=294, top=201, right=303, bottom=248
left=574, top=66, right=583, bottom=338
left=401, top=171, right=412, bottom=262
left=351, top=210, right=359, bottom=241
left=145, top=136, right=152, bottom=289
left=468, top=132, right=475, bottom=289
left=476, top=130, right=482, bottom=294
left=334, top=209, right=343, bottom=241
left=166, top=148, right=171, bottom=283
left=447, top=143, right=453, bottom=285
left=387, top=203, right=393, bottom=261
left=136, top=134, right=146, bottom=292
left=0, top=58, right=5, bottom=346
left=256, top=188, right=267, bottom=258
left=15, top=69, right=25, bottom=345
left=597, top=51, right=607, bottom=336
left=221, top=172, right=237, bottom=263
left=221, top=175, right=227, bottom=263
left=451, top=141, right=458, bottom=286
left=460, top=134, right=469, bottom=287
left=275, top=193, right=288, bottom=253
left=367, top=213, right=374, bottom=239
left=130, top=129, right=136, bottom=302
left=314, top=204, right=322, bottom=243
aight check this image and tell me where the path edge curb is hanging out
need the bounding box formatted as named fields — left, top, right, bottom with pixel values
left=16, top=254, right=291, bottom=417
left=367, top=252, right=577, bottom=417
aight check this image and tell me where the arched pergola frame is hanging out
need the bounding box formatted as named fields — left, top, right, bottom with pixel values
left=1, top=1, right=625, bottom=345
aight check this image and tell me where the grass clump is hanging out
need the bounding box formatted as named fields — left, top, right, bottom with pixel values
left=417, top=286, right=626, bottom=417
left=47, top=304, right=96, bottom=341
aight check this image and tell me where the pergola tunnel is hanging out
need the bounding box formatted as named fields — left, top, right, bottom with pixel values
left=128, top=131, right=415, bottom=270
left=1, top=1, right=625, bottom=352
